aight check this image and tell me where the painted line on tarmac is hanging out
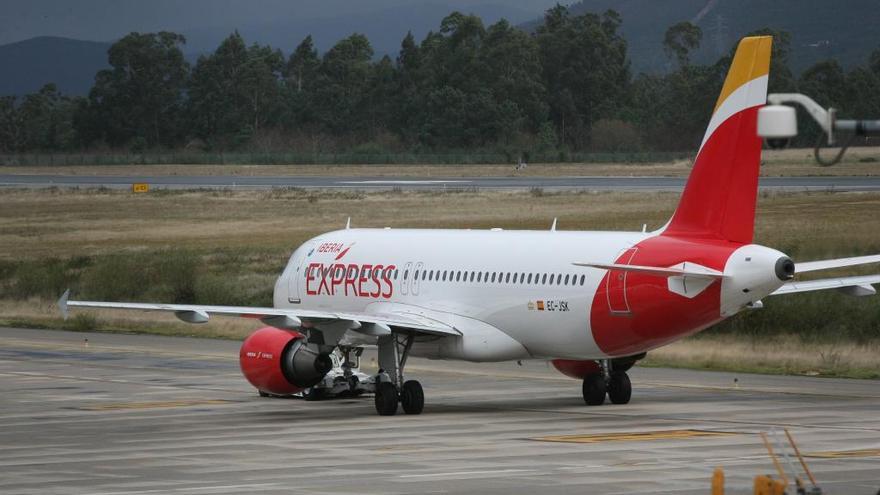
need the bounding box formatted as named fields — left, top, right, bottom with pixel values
left=76, top=399, right=236, bottom=411
left=399, top=468, right=536, bottom=479
left=532, top=429, right=740, bottom=444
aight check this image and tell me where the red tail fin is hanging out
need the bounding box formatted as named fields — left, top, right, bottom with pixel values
left=663, top=36, right=772, bottom=244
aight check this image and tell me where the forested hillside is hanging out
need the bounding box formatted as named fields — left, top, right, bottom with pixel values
left=1, top=7, right=879, bottom=157
left=552, top=0, right=880, bottom=73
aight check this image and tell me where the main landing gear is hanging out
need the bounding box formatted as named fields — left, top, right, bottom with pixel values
left=582, top=360, right=632, bottom=406
left=374, top=333, right=424, bottom=416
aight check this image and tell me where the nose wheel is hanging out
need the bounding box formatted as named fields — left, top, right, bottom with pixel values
left=582, top=360, right=632, bottom=406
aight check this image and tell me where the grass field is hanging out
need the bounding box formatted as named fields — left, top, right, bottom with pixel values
left=2, top=147, right=880, bottom=177
left=1, top=186, right=879, bottom=378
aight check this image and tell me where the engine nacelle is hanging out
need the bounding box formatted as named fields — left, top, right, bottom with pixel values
left=239, top=326, right=333, bottom=395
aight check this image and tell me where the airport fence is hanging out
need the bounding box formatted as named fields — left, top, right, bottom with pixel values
left=0, top=151, right=692, bottom=167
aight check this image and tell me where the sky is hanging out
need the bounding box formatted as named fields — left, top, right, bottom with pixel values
left=0, top=0, right=565, bottom=45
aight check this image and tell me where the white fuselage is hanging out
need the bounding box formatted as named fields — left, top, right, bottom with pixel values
left=274, top=228, right=650, bottom=361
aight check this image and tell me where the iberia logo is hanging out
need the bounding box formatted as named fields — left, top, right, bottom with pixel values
left=306, top=242, right=393, bottom=299
left=335, top=243, right=354, bottom=260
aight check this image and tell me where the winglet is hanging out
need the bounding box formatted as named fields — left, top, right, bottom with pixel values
left=550, top=218, right=557, bottom=232
left=345, top=217, right=351, bottom=229
left=58, top=289, right=70, bottom=320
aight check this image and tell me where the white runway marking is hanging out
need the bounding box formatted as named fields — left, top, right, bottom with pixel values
left=399, top=468, right=537, bottom=479
left=338, top=180, right=473, bottom=184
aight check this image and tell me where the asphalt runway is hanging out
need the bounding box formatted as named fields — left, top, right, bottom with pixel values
left=1, top=327, right=879, bottom=494
left=3, top=174, right=880, bottom=191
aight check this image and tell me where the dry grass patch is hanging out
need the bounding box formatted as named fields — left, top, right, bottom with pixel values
left=646, top=334, right=880, bottom=378
left=1, top=187, right=879, bottom=378
left=2, top=146, right=879, bottom=177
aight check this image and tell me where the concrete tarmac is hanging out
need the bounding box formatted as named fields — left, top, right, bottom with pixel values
left=3, top=174, right=880, bottom=191
left=1, top=327, right=878, bottom=494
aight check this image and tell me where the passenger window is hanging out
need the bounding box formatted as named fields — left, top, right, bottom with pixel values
left=491, top=272, right=496, bottom=283
left=403, top=270, right=409, bottom=280
left=564, top=274, right=570, bottom=285
left=477, top=272, right=482, bottom=282
left=505, top=273, right=510, bottom=283
left=542, top=274, right=547, bottom=284
left=414, top=270, right=420, bottom=280
left=469, top=272, right=475, bottom=282
left=580, top=275, right=585, bottom=285
left=456, top=272, right=461, bottom=281
left=549, top=274, right=555, bottom=285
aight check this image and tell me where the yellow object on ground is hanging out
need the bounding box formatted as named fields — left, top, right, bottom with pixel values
left=711, top=466, right=725, bottom=495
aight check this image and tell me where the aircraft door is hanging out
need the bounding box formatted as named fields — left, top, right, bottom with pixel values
left=411, top=262, right=424, bottom=295
left=288, top=242, right=317, bottom=303
left=400, top=262, right=413, bottom=295
left=606, top=247, right=637, bottom=314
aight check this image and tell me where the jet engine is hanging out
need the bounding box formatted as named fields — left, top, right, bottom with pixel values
left=239, top=326, right=333, bottom=395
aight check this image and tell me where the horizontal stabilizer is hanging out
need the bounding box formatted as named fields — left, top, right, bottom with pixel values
left=771, top=274, right=880, bottom=296
left=795, top=254, right=880, bottom=274
left=573, top=261, right=724, bottom=279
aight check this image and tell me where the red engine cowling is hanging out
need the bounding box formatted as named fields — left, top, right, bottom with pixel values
left=551, top=359, right=600, bottom=380
left=239, top=327, right=333, bottom=395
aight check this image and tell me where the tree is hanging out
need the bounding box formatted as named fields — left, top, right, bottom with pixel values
left=391, top=31, right=423, bottom=142
left=537, top=8, right=630, bottom=147
left=313, top=33, right=374, bottom=134
left=663, top=21, right=702, bottom=67
left=0, top=96, right=24, bottom=152
left=188, top=32, right=283, bottom=146
left=18, top=84, right=79, bottom=150
left=82, top=32, right=189, bottom=147
left=285, top=35, right=320, bottom=94
left=479, top=19, right=547, bottom=134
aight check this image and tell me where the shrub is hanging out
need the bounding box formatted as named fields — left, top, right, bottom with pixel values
left=80, top=249, right=198, bottom=303
left=12, top=259, right=73, bottom=299
left=65, top=313, right=98, bottom=332
left=590, top=119, right=642, bottom=152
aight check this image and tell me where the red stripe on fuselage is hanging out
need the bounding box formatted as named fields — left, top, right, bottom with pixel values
left=590, top=233, right=740, bottom=357
left=589, top=105, right=762, bottom=357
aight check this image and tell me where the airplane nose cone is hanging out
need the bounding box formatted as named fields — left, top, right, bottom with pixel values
left=775, top=256, right=795, bottom=280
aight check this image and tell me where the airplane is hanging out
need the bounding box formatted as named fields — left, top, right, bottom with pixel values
left=59, top=36, right=880, bottom=416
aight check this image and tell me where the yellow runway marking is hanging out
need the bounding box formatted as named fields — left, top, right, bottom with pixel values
left=805, top=449, right=880, bottom=459
left=533, top=429, right=739, bottom=444
left=78, top=399, right=234, bottom=411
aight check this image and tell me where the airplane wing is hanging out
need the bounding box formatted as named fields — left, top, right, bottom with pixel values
left=58, top=290, right=460, bottom=337
left=771, top=254, right=880, bottom=297
left=771, top=274, right=880, bottom=297
left=795, top=254, right=880, bottom=273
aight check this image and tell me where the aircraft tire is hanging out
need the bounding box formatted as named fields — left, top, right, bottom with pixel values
left=375, top=382, right=399, bottom=416
left=607, top=371, right=632, bottom=404
left=400, top=380, right=424, bottom=415
left=302, top=387, right=323, bottom=401
left=582, top=373, right=606, bottom=406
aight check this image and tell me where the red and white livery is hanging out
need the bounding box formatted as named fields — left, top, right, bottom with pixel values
left=61, top=37, right=880, bottom=415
